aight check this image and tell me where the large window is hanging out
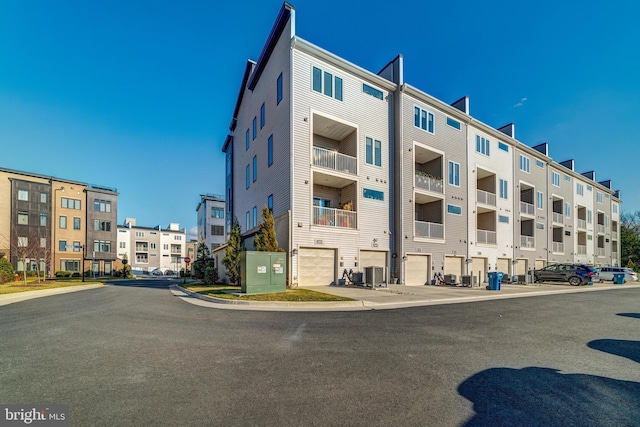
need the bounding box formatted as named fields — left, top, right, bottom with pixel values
left=312, top=66, right=343, bottom=101
left=277, top=73, right=283, bottom=104
left=447, top=204, right=462, bottom=215
left=211, top=225, right=224, bottom=236
left=363, top=188, right=384, bottom=201
left=62, top=198, right=81, bottom=209
left=268, top=135, right=273, bottom=166
left=18, top=211, right=29, bottom=225
left=365, top=137, right=382, bottom=166
left=61, top=260, right=79, bottom=272
left=18, top=237, right=28, bottom=247
left=519, top=155, right=530, bottom=173
left=211, top=207, right=224, bottom=218
left=499, top=179, right=508, bottom=199
left=93, top=240, right=111, bottom=253
left=18, top=190, right=28, bottom=201
left=414, top=106, right=434, bottom=133
left=94, top=220, right=111, bottom=231
left=448, top=161, right=460, bottom=186
left=94, top=199, right=111, bottom=212
left=476, top=135, right=490, bottom=156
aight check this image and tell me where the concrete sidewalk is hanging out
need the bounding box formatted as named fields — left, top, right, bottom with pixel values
left=171, top=281, right=640, bottom=312
left=0, top=283, right=104, bottom=307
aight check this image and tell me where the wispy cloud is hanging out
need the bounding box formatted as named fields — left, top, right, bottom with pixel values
left=513, top=97, right=528, bottom=108
left=187, top=226, right=198, bottom=241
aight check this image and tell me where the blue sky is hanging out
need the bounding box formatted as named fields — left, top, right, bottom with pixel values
left=2, top=0, right=639, bottom=238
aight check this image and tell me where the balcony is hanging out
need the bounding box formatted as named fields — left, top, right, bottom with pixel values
left=552, top=212, right=563, bottom=224
left=597, top=224, right=605, bottom=233
left=476, top=189, right=496, bottom=207
left=170, top=247, right=181, bottom=254
left=135, top=246, right=148, bottom=252
left=313, top=206, right=356, bottom=229
left=612, top=231, right=618, bottom=240
left=415, top=173, right=443, bottom=194
left=577, top=219, right=587, bottom=229
left=477, top=229, right=497, bottom=245
left=520, top=201, right=534, bottom=216
left=415, top=221, right=444, bottom=239
left=552, top=242, right=564, bottom=253
left=612, top=246, right=618, bottom=254
left=596, top=247, right=606, bottom=257
left=520, top=235, right=535, bottom=248
left=577, top=245, right=587, bottom=255
left=313, top=147, right=356, bottom=175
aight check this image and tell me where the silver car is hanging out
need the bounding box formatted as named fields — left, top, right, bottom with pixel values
left=597, top=267, right=638, bottom=282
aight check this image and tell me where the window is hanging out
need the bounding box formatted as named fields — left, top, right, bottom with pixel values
left=536, top=222, right=545, bottom=230
left=59, top=216, right=67, bottom=229
left=253, top=206, right=258, bottom=228
left=268, top=194, right=273, bottom=212
left=577, top=183, right=584, bottom=196
left=40, top=213, right=47, bottom=226
left=62, top=198, right=81, bottom=209
left=605, top=194, right=610, bottom=199
left=18, top=237, right=28, bottom=247
left=565, top=202, right=571, bottom=218
left=552, top=172, right=560, bottom=187
left=40, top=238, right=46, bottom=248
left=476, top=135, right=490, bottom=156
left=363, top=188, right=384, bottom=200
left=211, top=207, right=224, bottom=218
left=537, top=191, right=544, bottom=210
left=605, top=215, right=610, bottom=227
left=447, top=204, right=462, bottom=215
left=587, top=210, right=592, bottom=224
left=119, top=242, right=126, bottom=249
left=312, top=66, right=342, bottom=101
left=150, top=243, right=156, bottom=249
left=252, top=117, right=257, bottom=140
left=498, top=142, right=509, bottom=152
left=73, top=241, right=81, bottom=252
left=597, top=192, right=603, bottom=203
left=414, top=106, right=434, bottom=133
left=253, top=156, right=257, bottom=182
left=260, top=103, right=265, bottom=129
left=363, top=83, right=383, bottom=100
left=448, top=161, right=460, bottom=186
left=246, top=129, right=250, bottom=150
left=277, top=73, right=283, bottom=104
left=246, top=165, right=250, bottom=189
left=536, top=159, right=544, bottom=168
left=446, top=117, right=461, bottom=130
left=40, top=192, right=47, bottom=203
left=246, top=212, right=250, bottom=230
left=211, top=225, right=224, bottom=236
left=519, top=155, right=530, bottom=173
left=268, top=135, right=273, bottom=166
left=18, top=211, right=29, bottom=225
left=565, top=175, right=571, bottom=182
left=94, top=199, right=111, bottom=212
left=365, top=137, right=382, bottom=167
left=174, top=235, right=182, bottom=241
left=59, top=240, right=66, bottom=251
left=499, top=179, right=508, bottom=199
left=135, top=231, right=144, bottom=237
left=73, top=217, right=81, bottom=230
left=93, top=240, right=111, bottom=253
left=613, top=204, right=618, bottom=214
left=587, top=185, right=593, bottom=192
left=565, top=230, right=571, bottom=237
left=163, top=243, right=168, bottom=250
left=94, top=220, right=111, bottom=231
left=499, top=215, right=509, bottom=224
left=18, top=190, right=28, bottom=201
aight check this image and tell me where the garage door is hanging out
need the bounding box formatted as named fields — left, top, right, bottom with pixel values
left=471, top=257, right=487, bottom=283
left=405, top=254, right=430, bottom=286
left=515, top=259, right=528, bottom=275
left=298, top=248, right=335, bottom=286
left=535, top=259, right=546, bottom=270
left=360, top=250, right=386, bottom=269
left=444, top=256, right=463, bottom=279
left=497, top=258, right=510, bottom=275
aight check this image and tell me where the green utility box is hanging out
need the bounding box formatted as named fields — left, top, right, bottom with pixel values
left=240, top=251, right=287, bottom=294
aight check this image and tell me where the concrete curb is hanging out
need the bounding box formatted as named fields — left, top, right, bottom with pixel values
left=0, top=283, right=104, bottom=307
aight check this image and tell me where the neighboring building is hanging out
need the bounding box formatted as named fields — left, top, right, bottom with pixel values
left=196, top=194, right=226, bottom=253
left=116, top=218, right=186, bottom=274
left=221, top=3, right=622, bottom=287
left=0, top=167, right=118, bottom=276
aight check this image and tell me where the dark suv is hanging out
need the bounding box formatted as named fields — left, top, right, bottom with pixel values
left=533, top=264, right=596, bottom=286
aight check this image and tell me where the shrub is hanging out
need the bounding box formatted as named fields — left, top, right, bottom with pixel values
left=204, top=266, right=219, bottom=285
left=0, top=258, right=14, bottom=284
left=55, top=271, right=73, bottom=278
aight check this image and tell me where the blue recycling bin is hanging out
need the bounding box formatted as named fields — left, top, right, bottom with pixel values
left=613, top=273, right=625, bottom=284
left=487, top=272, right=501, bottom=291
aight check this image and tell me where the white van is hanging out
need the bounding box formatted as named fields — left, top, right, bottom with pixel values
left=597, top=267, right=638, bottom=282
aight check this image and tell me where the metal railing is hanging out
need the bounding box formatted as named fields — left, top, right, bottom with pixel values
left=596, top=247, right=606, bottom=257
left=415, top=174, right=444, bottom=194
left=135, top=246, right=148, bottom=252
left=313, top=147, right=357, bottom=175
left=597, top=224, right=605, bottom=233
left=552, top=212, right=563, bottom=224
left=313, top=206, right=357, bottom=229
left=577, top=245, right=587, bottom=255
left=476, top=189, right=496, bottom=206
left=612, top=231, right=618, bottom=240
left=415, top=221, right=444, bottom=239
left=577, top=219, right=587, bottom=229
left=520, top=201, right=534, bottom=215
left=552, top=241, right=564, bottom=253
left=520, top=235, right=535, bottom=248
left=477, top=229, right=497, bottom=245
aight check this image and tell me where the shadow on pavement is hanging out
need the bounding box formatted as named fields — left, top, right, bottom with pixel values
left=458, top=366, right=640, bottom=426
left=106, top=279, right=176, bottom=290
left=617, top=312, right=640, bottom=319
left=588, top=339, right=640, bottom=364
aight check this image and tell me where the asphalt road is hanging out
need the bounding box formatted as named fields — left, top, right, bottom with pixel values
left=1, top=279, right=639, bottom=426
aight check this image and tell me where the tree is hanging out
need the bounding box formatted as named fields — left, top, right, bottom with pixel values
left=0, top=257, right=14, bottom=284
left=621, top=211, right=640, bottom=271
left=193, top=242, right=217, bottom=283
left=254, top=206, right=282, bottom=252
left=121, top=253, right=133, bottom=279
left=223, top=218, right=244, bottom=285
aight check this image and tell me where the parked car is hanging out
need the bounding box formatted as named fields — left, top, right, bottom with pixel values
left=533, top=263, right=596, bottom=286
left=151, top=269, right=164, bottom=276
left=597, top=267, right=638, bottom=282
left=164, top=270, right=176, bottom=276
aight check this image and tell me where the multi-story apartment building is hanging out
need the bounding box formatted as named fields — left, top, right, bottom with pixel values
left=0, top=167, right=118, bottom=276
left=222, top=3, right=622, bottom=287
left=117, top=218, right=186, bottom=274
left=196, top=194, right=226, bottom=253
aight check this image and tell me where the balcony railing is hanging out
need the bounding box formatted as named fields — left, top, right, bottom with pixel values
left=415, top=174, right=444, bottom=194
left=135, top=246, right=148, bottom=252
left=313, top=206, right=357, bottom=229
left=552, top=212, right=563, bottom=224
left=520, top=201, right=534, bottom=215
left=577, top=245, right=587, bottom=255
left=415, top=221, right=444, bottom=239
left=171, top=248, right=181, bottom=254
left=597, top=247, right=606, bottom=257
left=313, top=147, right=356, bottom=175
left=612, top=231, right=618, bottom=240
left=577, top=219, right=587, bottom=229
left=597, top=224, right=605, bottom=233
left=476, top=189, right=496, bottom=206
left=612, top=246, right=618, bottom=253
left=552, top=241, right=564, bottom=253
left=477, top=229, right=497, bottom=245
left=520, top=235, right=535, bottom=248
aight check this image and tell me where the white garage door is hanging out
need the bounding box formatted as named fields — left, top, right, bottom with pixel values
left=298, top=248, right=335, bottom=286
left=444, top=256, right=463, bottom=278
left=405, top=254, right=430, bottom=286
left=360, top=250, right=386, bottom=269
left=497, top=258, right=511, bottom=275
left=515, top=259, right=528, bottom=275
left=471, top=257, right=487, bottom=283
left=535, top=259, right=546, bottom=270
